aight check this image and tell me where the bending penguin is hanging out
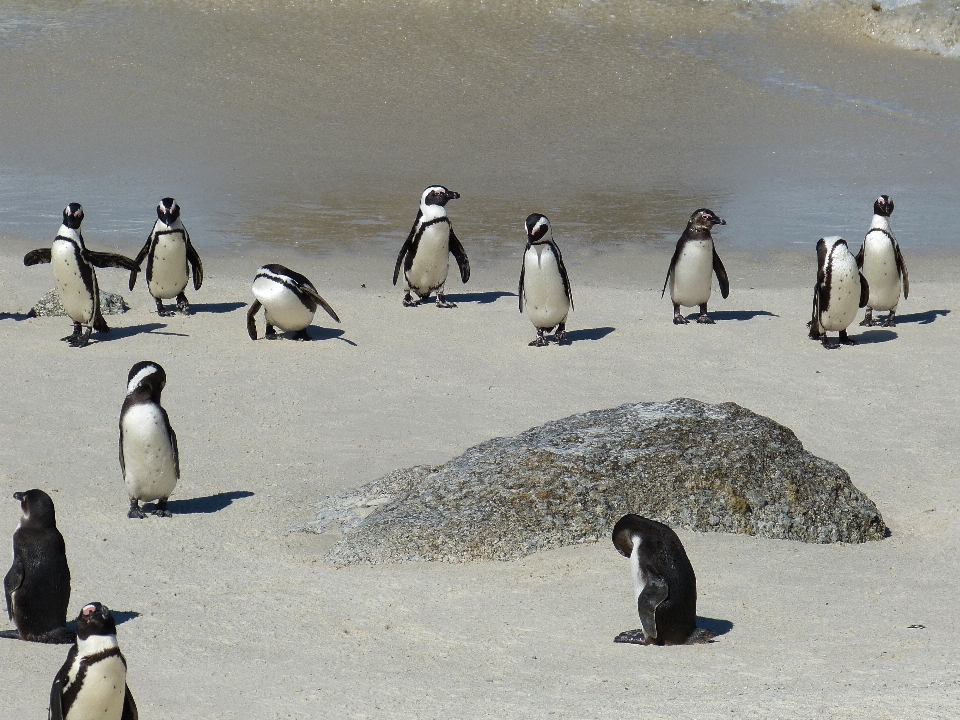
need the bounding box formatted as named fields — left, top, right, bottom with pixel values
left=808, top=237, right=869, bottom=349
left=49, top=602, right=138, bottom=720
left=2, top=490, right=73, bottom=644
left=129, top=197, right=203, bottom=316
left=23, top=203, right=140, bottom=347
left=518, top=213, right=573, bottom=346
left=611, top=514, right=713, bottom=646
left=856, top=194, right=908, bottom=327
left=662, top=208, right=729, bottom=324
left=393, top=185, right=470, bottom=308
left=120, top=361, right=179, bottom=519
left=246, top=264, right=340, bottom=341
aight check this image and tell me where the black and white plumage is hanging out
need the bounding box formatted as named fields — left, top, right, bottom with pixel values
left=661, top=208, right=729, bottom=324
left=611, top=514, right=713, bottom=646
left=246, top=264, right=340, bottom=341
left=119, top=362, right=179, bottom=519
left=808, top=237, right=869, bottom=349
left=518, top=213, right=573, bottom=346
left=2, top=490, right=73, bottom=644
left=23, top=203, right=140, bottom=347
left=392, top=186, right=470, bottom=308
left=129, top=197, right=203, bottom=316
left=856, top=195, right=909, bottom=327
left=49, top=602, right=138, bottom=720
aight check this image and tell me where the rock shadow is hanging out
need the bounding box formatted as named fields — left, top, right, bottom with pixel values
left=702, top=310, right=779, bottom=322
left=189, top=301, right=248, bottom=315
left=443, top=291, right=517, bottom=305
left=893, top=309, right=950, bottom=325
left=856, top=329, right=898, bottom=344
left=565, top=326, right=615, bottom=342
left=163, top=490, right=254, bottom=515
left=697, top=616, right=733, bottom=637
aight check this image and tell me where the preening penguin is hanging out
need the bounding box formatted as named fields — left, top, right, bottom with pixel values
left=246, top=264, right=340, bottom=341
left=49, top=602, right=138, bottom=720
left=662, top=209, right=729, bottom=324
left=3, top=490, right=73, bottom=644
left=129, top=197, right=203, bottom=316
left=120, top=362, right=179, bottom=519
left=392, top=185, right=470, bottom=308
left=856, top=194, right=908, bottom=327
left=808, top=237, right=869, bottom=349
left=518, top=213, right=573, bottom=346
left=23, top=203, right=141, bottom=347
left=611, top=514, right=713, bottom=646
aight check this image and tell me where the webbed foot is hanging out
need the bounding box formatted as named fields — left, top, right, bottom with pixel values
left=839, top=330, right=857, bottom=346
left=156, top=298, right=174, bottom=317
left=153, top=499, right=172, bottom=518
left=176, top=293, right=191, bottom=315
left=435, top=292, right=456, bottom=309
left=697, top=314, right=715, bottom=324
left=61, top=323, right=82, bottom=342
left=881, top=312, right=896, bottom=327
left=402, top=293, right=420, bottom=307
left=68, top=327, right=92, bottom=348
left=294, top=329, right=312, bottom=341
left=265, top=324, right=278, bottom=339
left=672, top=304, right=689, bottom=324
left=613, top=628, right=653, bottom=645
left=128, top=500, right=146, bottom=519
left=529, top=329, right=548, bottom=347
left=553, top=323, right=569, bottom=344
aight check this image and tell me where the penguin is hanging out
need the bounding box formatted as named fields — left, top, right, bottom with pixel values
left=23, top=203, right=140, bottom=347
left=661, top=209, right=729, bottom=324
left=246, top=264, right=340, bottom=341
left=49, top=602, right=138, bottom=720
left=808, top=237, right=869, bottom=349
left=3, top=489, right=73, bottom=644
left=119, top=361, right=179, bottom=519
left=392, top=185, right=470, bottom=308
left=129, top=197, right=203, bottom=316
left=518, top=213, right=573, bottom=346
left=611, top=514, right=713, bottom=646
left=856, top=194, right=909, bottom=327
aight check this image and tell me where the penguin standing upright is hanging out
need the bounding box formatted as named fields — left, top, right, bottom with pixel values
left=857, top=194, right=909, bottom=327
left=119, top=361, right=179, bottom=519
left=518, top=213, right=573, bottom=346
left=393, top=186, right=470, bottom=308
left=49, top=602, right=138, bottom=720
left=23, top=203, right=140, bottom=347
left=3, top=490, right=73, bottom=644
left=611, top=514, right=713, bottom=646
left=662, top=209, right=729, bottom=324
left=808, top=237, right=869, bottom=349
left=129, top=197, right=203, bottom=316
left=246, top=264, right=340, bottom=341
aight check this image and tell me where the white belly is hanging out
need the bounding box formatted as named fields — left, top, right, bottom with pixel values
left=860, top=232, right=901, bottom=311
left=669, top=240, right=713, bottom=307
left=52, top=239, right=96, bottom=324
left=406, top=223, right=450, bottom=295
left=121, top=404, right=178, bottom=501
left=523, top=245, right=569, bottom=329
left=820, top=253, right=861, bottom=332
left=148, top=232, right=189, bottom=299
left=64, top=656, right=126, bottom=720
left=252, top=278, right=314, bottom=331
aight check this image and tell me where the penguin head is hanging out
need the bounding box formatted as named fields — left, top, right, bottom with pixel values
left=421, top=186, right=460, bottom=209
left=873, top=195, right=894, bottom=217
left=126, top=361, right=167, bottom=399
left=62, top=203, right=84, bottom=230
left=157, top=197, right=181, bottom=225
left=688, top=208, right=725, bottom=231
left=13, top=489, right=57, bottom=529
left=612, top=514, right=646, bottom=557
left=75, top=603, right=118, bottom=640
left=525, top=213, right=552, bottom=244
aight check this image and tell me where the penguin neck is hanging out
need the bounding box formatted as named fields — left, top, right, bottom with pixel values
left=58, top=225, right=84, bottom=248
left=869, top=214, right=891, bottom=232
left=420, top=204, right=448, bottom=223
left=77, top=633, right=120, bottom=656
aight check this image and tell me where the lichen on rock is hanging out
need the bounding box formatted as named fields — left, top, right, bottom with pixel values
left=28, top=289, right=129, bottom=317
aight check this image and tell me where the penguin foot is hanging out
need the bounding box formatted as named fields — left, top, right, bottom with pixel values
left=673, top=315, right=690, bottom=325
left=61, top=323, right=82, bottom=342
left=553, top=325, right=569, bottom=344
left=402, top=293, right=420, bottom=307
left=613, top=628, right=653, bottom=645
left=696, top=314, right=715, bottom=324
left=157, top=308, right=176, bottom=317
left=822, top=339, right=841, bottom=350
left=859, top=317, right=875, bottom=327
left=127, top=501, right=146, bottom=519
left=294, top=329, right=312, bottom=341
left=435, top=294, right=457, bottom=309
left=529, top=336, right=549, bottom=347
left=153, top=508, right=172, bottom=518
left=68, top=327, right=92, bottom=348
left=176, top=293, right=191, bottom=315
left=684, top=628, right=716, bottom=645
left=265, top=325, right=278, bottom=339
left=840, top=335, right=857, bottom=346
left=881, top=314, right=896, bottom=327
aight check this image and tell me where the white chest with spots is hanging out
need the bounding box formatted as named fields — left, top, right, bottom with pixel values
left=522, top=244, right=569, bottom=330
left=860, top=231, right=901, bottom=311
left=64, top=637, right=126, bottom=720
left=252, top=278, right=314, bottom=331
left=820, top=248, right=861, bottom=332
left=669, top=240, right=713, bottom=307
left=148, top=230, right=189, bottom=299
left=121, top=404, right=178, bottom=501
left=52, top=238, right=97, bottom=324
left=406, top=221, right=451, bottom=294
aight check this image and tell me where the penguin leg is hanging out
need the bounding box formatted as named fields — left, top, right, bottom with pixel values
left=882, top=310, right=896, bottom=327
left=839, top=330, right=857, bottom=346
left=696, top=304, right=715, bottom=324
left=859, top=308, right=875, bottom=327
left=264, top=323, right=278, bottom=339
left=61, top=322, right=82, bottom=342
left=294, top=328, right=312, bottom=341
left=155, top=297, right=175, bottom=317
left=402, top=291, right=420, bottom=307
left=822, top=334, right=840, bottom=349
left=128, top=498, right=146, bottom=519
left=153, top=498, right=172, bottom=518
left=554, top=323, right=569, bottom=345
left=176, top=293, right=191, bottom=315
left=435, top=290, right=457, bottom=309
left=529, top=328, right=549, bottom=347
left=672, top=304, right=689, bottom=324
left=68, top=325, right=93, bottom=348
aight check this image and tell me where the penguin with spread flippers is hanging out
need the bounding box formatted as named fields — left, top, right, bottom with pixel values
left=247, top=264, right=340, bottom=340
left=519, top=213, right=573, bottom=346
left=662, top=209, right=729, bottom=324
left=808, top=237, right=869, bottom=349
left=856, top=195, right=908, bottom=327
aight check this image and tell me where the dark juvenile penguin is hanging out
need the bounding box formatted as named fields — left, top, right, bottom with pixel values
left=662, top=208, right=729, bottom=324
left=519, top=213, right=573, bottom=346
left=2, top=490, right=73, bottom=644
left=246, top=264, right=340, bottom=341
left=23, top=203, right=140, bottom=347
left=392, top=185, right=470, bottom=308
left=856, top=195, right=908, bottom=327
left=611, top=514, right=713, bottom=646
left=129, top=197, right=203, bottom=316
left=120, top=361, right=179, bottom=519
left=49, top=602, right=138, bottom=720
left=808, top=237, right=869, bottom=349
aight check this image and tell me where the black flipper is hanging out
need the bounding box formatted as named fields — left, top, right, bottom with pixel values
left=449, top=227, right=470, bottom=284
left=393, top=212, right=421, bottom=286
left=23, top=248, right=52, bottom=266
left=855, top=243, right=864, bottom=269
left=49, top=644, right=77, bottom=720
left=122, top=685, right=139, bottom=720
left=661, top=240, right=684, bottom=298
left=168, top=411, right=180, bottom=480
left=712, top=245, right=730, bottom=299
left=185, top=233, right=204, bottom=291
left=859, top=273, right=870, bottom=308
left=85, top=251, right=141, bottom=273
left=129, top=237, right=152, bottom=291
left=303, top=286, right=340, bottom=323
left=637, top=573, right=670, bottom=641
left=4, top=556, right=24, bottom=619
left=549, top=240, right=574, bottom=310
left=518, top=243, right=530, bottom=313
left=246, top=300, right=262, bottom=340
left=894, top=240, right=909, bottom=299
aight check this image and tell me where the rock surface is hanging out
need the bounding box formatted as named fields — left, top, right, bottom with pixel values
left=28, top=289, right=129, bottom=317
left=309, top=399, right=887, bottom=564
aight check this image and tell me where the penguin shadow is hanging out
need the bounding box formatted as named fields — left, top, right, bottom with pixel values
left=307, top=327, right=357, bottom=346
left=565, top=326, right=616, bottom=342
left=102, top=322, right=187, bottom=341
left=163, top=490, right=254, bottom=515
left=696, top=616, right=734, bottom=638
left=855, top=329, right=898, bottom=345
left=188, top=301, right=247, bottom=315
left=894, top=309, right=950, bottom=325
left=442, top=290, right=517, bottom=305
left=0, top=311, right=32, bottom=321
left=699, top=310, right=779, bottom=322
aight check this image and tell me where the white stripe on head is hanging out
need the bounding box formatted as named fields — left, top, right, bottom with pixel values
left=127, top=365, right=160, bottom=394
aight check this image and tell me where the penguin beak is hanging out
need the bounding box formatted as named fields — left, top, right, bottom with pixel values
left=714, top=217, right=726, bottom=226
left=13, top=492, right=24, bottom=501
left=445, top=191, right=460, bottom=202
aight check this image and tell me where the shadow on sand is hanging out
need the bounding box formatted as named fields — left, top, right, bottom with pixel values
left=855, top=329, right=898, bottom=344
left=0, top=312, right=32, bottom=321
left=443, top=290, right=517, bottom=305
left=697, top=616, right=734, bottom=638
left=308, top=327, right=357, bottom=346
left=566, top=327, right=615, bottom=342
left=701, top=310, right=779, bottom=322
left=189, top=301, right=248, bottom=315
left=163, top=491, right=254, bottom=515
left=101, top=323, right=187, bottom=341
left=893, top=309, right=950, bottom=325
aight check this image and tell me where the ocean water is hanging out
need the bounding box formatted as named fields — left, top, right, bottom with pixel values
left=0, top=0, right=957, bottom=257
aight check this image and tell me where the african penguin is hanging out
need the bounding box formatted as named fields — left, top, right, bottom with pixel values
left=518, top=213, right=573, bottom=346
left=49, top=602, right=138, bottom=720
left=662, top=209, right=729, bottom=324
left=392, top=185, right=470, bottom=308
left=120, top=361, right=179, bottom=519
left=611, top=514, right=713, bottom=646
left=247, top=264, right=340, bottom=341
left=2, top=490, right=73, bottom=644
left=23, top=203, right=140, bottom=347
left=856, top=194, right=909, bottom=327
left=129, top=197, right=203, bottom=316
left=808, top=237, right=869, bottom=349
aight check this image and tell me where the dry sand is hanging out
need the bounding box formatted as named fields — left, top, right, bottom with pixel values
left=1, top=236, right=958, bottom=719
